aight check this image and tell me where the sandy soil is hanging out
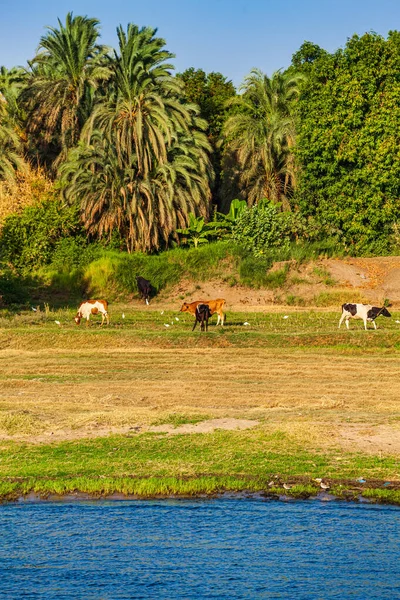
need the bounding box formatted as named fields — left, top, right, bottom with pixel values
left=155, top=256, right=400, bottom=311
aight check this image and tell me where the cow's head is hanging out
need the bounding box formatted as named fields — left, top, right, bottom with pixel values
left=381, top=307, right=391, bottom=318
left=180, top=302, right=190, bottom=313
left=74, top=312, right=82, bottom=325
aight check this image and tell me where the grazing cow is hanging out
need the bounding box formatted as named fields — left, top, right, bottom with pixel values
left=75, top=300, right=109, bottom=326
left=192, top=303, right=212, bottom=332
left=338, top=303, right=391, bottom=331
left=136, top=276, right=152, bottom=305
left=180, top=298, right=226, bottom=326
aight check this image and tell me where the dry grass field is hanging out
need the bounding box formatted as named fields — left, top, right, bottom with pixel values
left=1, top=306, right=400, bottom=458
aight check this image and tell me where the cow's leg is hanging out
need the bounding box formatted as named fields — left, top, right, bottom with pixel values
left=345, top=318, right=350, bottom=330
left=338, top=313, right=345, bottom=329
left=363, top=317, right=367, bottom=331
left=205, top=318, right=209, bottom=332
left=145, top=298, right=149, bottom=306
left=192, top=319, right=198, bottom=331
left=373, top=320, right=377, bottom=330
left=221, top=312, right=225, bottom=327
left=216, top=314, right=220, bottom=326
left=100, top=313, right=105, bottom=326
left=86, top=317, right=90, bottom=327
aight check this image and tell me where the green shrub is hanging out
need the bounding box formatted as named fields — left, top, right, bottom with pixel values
left=0, top=265, right=30, bottom=304
left=51, top=237, right=103, bottom=271
left=0, top=198, right=83, bottom=271
left=233, top=201, right=288, bottom=256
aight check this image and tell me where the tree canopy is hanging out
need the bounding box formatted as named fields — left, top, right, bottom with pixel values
left=295, top=32, right=400, bottom=253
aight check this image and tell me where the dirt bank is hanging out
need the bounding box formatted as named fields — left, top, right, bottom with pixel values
left=155, top=256, right=400, bottom=310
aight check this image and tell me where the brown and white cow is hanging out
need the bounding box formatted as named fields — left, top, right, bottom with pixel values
left=180, top=298, right=226, bottom=326
left=338, top=303, right=391, bottom=331
left=75, top=300, right=109, bottom=326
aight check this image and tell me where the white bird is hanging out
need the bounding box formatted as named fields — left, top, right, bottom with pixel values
left=268, top=481, right=275, bottom=487
left=175, top=317, right=179, bottom=321
left=243, top=322, right=250, bottom=326
left=31, top=307, right=37, bottom=312
left=314, top=478, right=322, bottom=483
left=160, top=310, right=164, bottom=315
left=283, top=483, right=292, bottom=490
left=54, top=320, right=61, bottom=326
left=283, top=315, right=289, bottom=319
left=164, top=323, right=170, bottom=328
left=122, top=313, right=125, bottom=319
left=320, top=482, right=330, bottom=490
left=396, top=320, right=400, bottom=324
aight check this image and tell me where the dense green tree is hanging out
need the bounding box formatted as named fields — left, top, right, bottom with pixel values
left=61, top=24, right=213, bottom=252
left=291, top=41, right=328, bottom=72
left=177, top=68, right=236, bottom=209
left=222, top=68, right=303, bottom=209
left=21, top=12, right=108, bottom=171
left=295, top=32, right=400, bottom=253
left=177, top=68, right=236, bottom=138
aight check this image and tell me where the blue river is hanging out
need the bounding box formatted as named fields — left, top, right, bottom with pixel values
left=1, top=497, right=400, bottom=599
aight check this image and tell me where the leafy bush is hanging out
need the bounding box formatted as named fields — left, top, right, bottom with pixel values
left=0, top=265, right=30, bottom=304
left=0, top=198, right=83, bottom=271
left=50, top=237, right=103, bottom=271
left=232, top=201, right=289, bottom=256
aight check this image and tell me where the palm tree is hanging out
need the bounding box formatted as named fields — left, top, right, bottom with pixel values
left=222, top=68, right=304, bottom=209
left=0, top=101, right=27, bottom=182
left=61, top=24, right=213, bottom=252
left=0, top=66, right=27, bottom=124
left=21, top=12, right=108, bottom=171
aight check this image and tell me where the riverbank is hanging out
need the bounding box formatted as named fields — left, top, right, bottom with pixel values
left=1, top=307, right=400, bottom=504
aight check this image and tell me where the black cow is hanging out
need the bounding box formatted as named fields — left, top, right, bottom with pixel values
left=192, top=303, right=212, bottom=332
left=136, top=276, right=152, bottom=305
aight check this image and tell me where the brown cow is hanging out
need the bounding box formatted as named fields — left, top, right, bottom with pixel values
left=180, top=298, right=226, bottom=326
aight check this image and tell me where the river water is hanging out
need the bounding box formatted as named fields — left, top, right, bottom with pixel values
left=1, top=497, right=399, bottom=599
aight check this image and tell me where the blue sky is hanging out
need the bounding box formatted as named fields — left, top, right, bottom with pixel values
left=2, top=0, right=400, bottom=87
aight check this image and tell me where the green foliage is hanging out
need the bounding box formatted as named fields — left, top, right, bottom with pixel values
left=177, top=68, right=236, bottom=208
left=50, top=237, right=103, bottom=271
left=0, top=197, right=83, bottom=271
left=295, top=32, right=400, bottom=254
left=222, top=68, right=304, bottom=208
left=0, top=265, right=30, bottom=304
left=177, top=67, right=236, bottom=139
left=239, top=255, right=289, bottom=288
left=176, top=213, right=216, bottom=248
left=214, top=199, right=247, bottom=235
left=232, top=200, right=289, bottom=256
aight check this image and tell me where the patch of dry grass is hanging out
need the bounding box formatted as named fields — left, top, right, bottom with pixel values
left=1, top=345, right=400, bottom=455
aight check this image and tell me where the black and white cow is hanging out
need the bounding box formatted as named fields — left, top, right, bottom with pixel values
left=338, top=303, right=391, bottom=331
